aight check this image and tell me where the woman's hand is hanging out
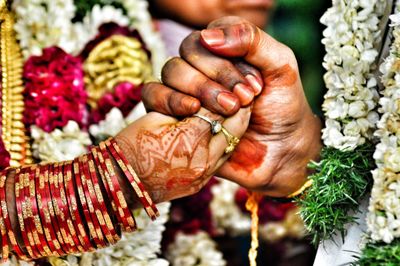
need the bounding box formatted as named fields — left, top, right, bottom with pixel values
left=142, top=17, right=322, bottom=197
left=115, top=106, right=251, bottom=203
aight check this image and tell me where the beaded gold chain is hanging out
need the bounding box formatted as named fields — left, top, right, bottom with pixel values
left=0, top=0, right=32, bottom=167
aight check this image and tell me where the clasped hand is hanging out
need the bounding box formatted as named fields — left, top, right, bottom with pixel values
left=117, top=17, right=322, bottom=203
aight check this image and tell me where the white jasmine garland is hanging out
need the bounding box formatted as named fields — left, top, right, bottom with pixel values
left=72, top=4, right=131, bottom=54
left=320, top=0, right=387, bottom=150
left=165, top=231, right=226, bottom=266
left=89, top=107, right=128, bottom=142
left=31, top=121, right=92, bottom=162
left=88, top=203, right=171, bottom=266
left=367, top=1, right=400, bottom=244
left=210, top=179, right=251, bottom=235
left=12, top=0, right=77, bottom=58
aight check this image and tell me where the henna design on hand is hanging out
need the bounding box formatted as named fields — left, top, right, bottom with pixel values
left=117, top=118, right=212, bottom=203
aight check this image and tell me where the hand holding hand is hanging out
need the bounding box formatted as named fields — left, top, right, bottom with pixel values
left=142, top=17, right=322, bottom=197
left=115, top=106, right=251, bottom=203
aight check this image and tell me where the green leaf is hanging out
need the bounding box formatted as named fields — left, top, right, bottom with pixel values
left=355, top=239, right=400, bottom=265
left=296, top=143, right=375, bottom=245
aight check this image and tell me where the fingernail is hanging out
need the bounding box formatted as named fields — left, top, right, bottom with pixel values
left=201, top=29, right=225, bottom=46
left=217, top=92, right=238, bottom=112
left=233, top=83, right=254, bottom=105
left=245, top=74, right=263, bottom=95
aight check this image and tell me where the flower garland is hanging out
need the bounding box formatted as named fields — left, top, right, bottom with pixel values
left=6, top=0, right=170, bottom=265
left=358, top=2, right=400, bottom=263
left=165, top=231, right=226, bottom=266
left=119, top=0, right=167, bottom=76
left=367, top=5, right=400, bottom=244
left=66, top=202, right=171, bottom=266
left=298, top=0, right=388, bottom=244
left=12, top=0, right=77, bottom=58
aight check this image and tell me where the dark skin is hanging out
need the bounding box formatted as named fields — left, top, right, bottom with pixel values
left=142, top=17, right=322, bottom=197
left=150, top=0, right=274, bottom=29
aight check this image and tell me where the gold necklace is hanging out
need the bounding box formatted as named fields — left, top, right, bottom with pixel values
left=0, top=0, right=32, bottom=167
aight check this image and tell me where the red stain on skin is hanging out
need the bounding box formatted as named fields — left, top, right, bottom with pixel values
left=228, top=136, right=267, bottom=174
left=250, top=111, right=273, bottom=134
left=263, top=64, right=297, bottom=88
left=166, top=177, right=193, bottom=190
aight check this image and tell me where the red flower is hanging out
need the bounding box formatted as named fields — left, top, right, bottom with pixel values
left=23, top=47, right=88, bottom=132
left=90, top=82, right=143, bottom=124
left=0, top=139, right=10, bottom=171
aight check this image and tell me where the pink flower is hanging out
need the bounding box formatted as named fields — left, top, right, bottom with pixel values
left=90, top=82, right=142, bottom=124
left=23, top=47, right=88, bottom=132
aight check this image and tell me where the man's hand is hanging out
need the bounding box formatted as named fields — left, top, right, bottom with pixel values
left=142, top=17, right=322, bottom=197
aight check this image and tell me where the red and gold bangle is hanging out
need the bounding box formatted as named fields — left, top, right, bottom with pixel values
left=35, top=164, right=63, bottom=256
left=93, top=146, right=136, bottom=232
left=105, top=139, right=159, bottom=220
left=87, top=154, right=121, bottom=243
left=44, top=164, right=67, bottom=253
left=57, top=162, right=85, bottom=253
left=25, top=165, right=51, bottom=257
left=21, top=167, right=45, bottom=257
left=49, top=163, right=74, bottom=253
left=78, top=156, right=108, bottom=248
left=91, top=147, right=118, bottom=216
left=62, top=161, right=94, bottom=252
left=1, top=168, right=28, bottom=260
left=0, top=169, right=10, bottom=261
left=73, top=157, right=104, bottom=248
left=15, top=167, right=37, bottom=259
left=81, top=154, right=119, bottom=245
left=91, top=147, right=133, bottom=232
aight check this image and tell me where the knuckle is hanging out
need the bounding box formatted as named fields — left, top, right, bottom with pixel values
left=214, top=62, right=242, bottom=88
left=141, top=83, right=157, bottom=104
left=161, top=57, right=181, bottom=82
left=179, top=31, right=201, bottom=58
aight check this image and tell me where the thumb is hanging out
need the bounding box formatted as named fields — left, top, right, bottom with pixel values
left=200, top=16, right=298, bottom=74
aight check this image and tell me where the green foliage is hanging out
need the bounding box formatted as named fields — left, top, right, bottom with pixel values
left=296, top=144, right=375, bottom=245
left=355, top=239, right=400, bottom=266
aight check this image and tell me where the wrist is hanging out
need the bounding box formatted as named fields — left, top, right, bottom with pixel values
left=285, top=111, right=322, bottom=194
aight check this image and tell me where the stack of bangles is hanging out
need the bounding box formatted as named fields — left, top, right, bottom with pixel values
left=0, top=138, right=159, bottom=261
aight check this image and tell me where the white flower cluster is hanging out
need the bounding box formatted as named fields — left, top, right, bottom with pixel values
left=320, top=0, right=387, bottom=150
left=210, top=179, right=251, bottom=235
left=12, top=0, right=166, bottom=75
left=87, top=202, right=171, bottom=266
left=89, top=108, right=128, bottom=142
left=259, top=209, right=306, bottom=243
left=31, top=121, right=92, bottom=162
left=165, top=231, right=226, bottom=266
left=12, top=0, right=77, bottom=58
left=72, top=4, right=130, bottom=54
left=367, top=5, right=400, bottom=244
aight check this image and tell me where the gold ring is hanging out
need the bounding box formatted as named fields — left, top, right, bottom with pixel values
left=193, top=114, right=239, bottom=153
left=220, top=127, right=240, bottom=154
